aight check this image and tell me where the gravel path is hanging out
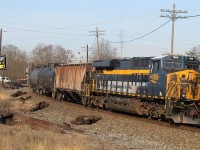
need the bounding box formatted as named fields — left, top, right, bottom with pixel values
left=1, top=87, right=200, bottom=150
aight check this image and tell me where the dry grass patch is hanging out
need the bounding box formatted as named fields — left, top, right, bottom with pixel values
left=0, top=92, right=11, bottom=101
left=0, top=124, right=111, bottom=150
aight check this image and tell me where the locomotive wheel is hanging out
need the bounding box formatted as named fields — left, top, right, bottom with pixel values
left=82, top=97, right=88, bottom=106
left=168, top=118, right=179, bottom=126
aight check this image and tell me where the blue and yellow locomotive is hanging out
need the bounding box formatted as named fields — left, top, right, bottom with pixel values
left=88, top=55, right=200, bottom=124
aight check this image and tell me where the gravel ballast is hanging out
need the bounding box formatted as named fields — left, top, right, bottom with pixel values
left=25, top=93, right=200, bottom=150
left=1, top=87, right=200, bottom=150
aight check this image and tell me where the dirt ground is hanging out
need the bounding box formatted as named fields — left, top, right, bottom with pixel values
left=1, top=86, right=200, bottom=150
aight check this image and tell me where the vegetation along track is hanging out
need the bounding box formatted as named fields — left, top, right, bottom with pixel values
left=14, top=114, right=83, bottom=134
left=32, top=91, right=200, bottom=133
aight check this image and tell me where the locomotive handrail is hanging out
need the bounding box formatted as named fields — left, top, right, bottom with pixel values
left=166, top=81, right=178, bottom=100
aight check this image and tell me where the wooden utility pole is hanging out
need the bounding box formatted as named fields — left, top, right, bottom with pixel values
left=160, top=4, right=187, bottom=55
left=119, top=29, right=124, bottom=58
left=86, top=44, right=89, bottom=63
left=0, top=29, right=2, bottom=56
left=82, top=44, right=90, bottom=63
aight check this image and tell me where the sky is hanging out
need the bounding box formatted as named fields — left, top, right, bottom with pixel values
left=1, top=0, right=200, bottom=61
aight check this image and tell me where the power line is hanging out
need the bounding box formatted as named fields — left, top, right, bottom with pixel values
left=188, top=15, right=200, bottom=18
left=2, top=26, right=89, bottom=36
left=0, top=13, right=158, bottom=30
left=90, top=37, right=96, bottom=50
left=99, top=19, right=171, bottom=44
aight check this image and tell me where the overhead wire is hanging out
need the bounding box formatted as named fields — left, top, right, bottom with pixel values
left=3, top=26, right=88, bottom=36
left=187, top=15, right=200, bottom=18
left=89, top=37, right=96, bottom=51
left=0, top=13, right=157, bottom=30
left=99, top=19, right=171, bottom=43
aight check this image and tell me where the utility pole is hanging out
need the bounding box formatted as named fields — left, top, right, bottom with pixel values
left=86, top=44, right=88, bottom=63
left=89, top=27, right=105, bottom=60
left=0, top=29, right=4, bottom=87
left=160, top=4, right=187, bottom=55
left=119, top=30, right=124, bottom=58
left=82, top=44, right=90, bottom=63
left=0, top=29, right=2, bottom=56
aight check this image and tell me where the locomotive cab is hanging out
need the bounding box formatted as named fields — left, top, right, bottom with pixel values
left=149, top=55, right=200, bottom=124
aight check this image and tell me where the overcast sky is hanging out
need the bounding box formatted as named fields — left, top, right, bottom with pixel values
left=1, top=0, right=200, bottom=60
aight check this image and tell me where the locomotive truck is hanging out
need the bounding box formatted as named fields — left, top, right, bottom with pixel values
left=29, top=54, right=200, bottom=125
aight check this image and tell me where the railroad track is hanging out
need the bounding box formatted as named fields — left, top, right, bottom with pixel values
left=32, top=92, right=200, bottom=133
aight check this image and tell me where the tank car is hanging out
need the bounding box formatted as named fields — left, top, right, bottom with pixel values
left=29, top=65, right=55, bottom=95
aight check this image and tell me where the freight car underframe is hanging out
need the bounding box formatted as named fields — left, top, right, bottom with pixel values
left=83, top=91, right=200, bottom=125
left=53, top=88, right=83, bottom=103
left=82, top=90, right=166, bottom=120
left=43, top=87, right=200, bottom=125
left=165, top=99, right=200, bottom=125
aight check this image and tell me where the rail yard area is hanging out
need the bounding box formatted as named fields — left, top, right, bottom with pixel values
left=0, top=85, right=199, bottom=150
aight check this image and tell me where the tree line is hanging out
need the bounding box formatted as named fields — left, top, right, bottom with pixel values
left=2, top=40, right=200, bottom=81
left=1, top=40, right=117, bottom=81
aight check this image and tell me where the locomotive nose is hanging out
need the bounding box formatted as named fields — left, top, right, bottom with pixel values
left=180, top=71, right=200, bottom=100
left=166, top=70, right=200, bottom=100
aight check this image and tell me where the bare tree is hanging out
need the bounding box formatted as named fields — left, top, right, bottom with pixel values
left=2, top=44, right=29, bottom=80
left=90, top=40, right=117, bottom=60
left=31, top=44, right=74, bottom=65
left=53, top=45, right=74, bottom=64
left=186, top=45, right=200, bottom=59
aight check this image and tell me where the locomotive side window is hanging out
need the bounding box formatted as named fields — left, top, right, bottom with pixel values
left=163, top=60, right=182, bottom=70
left=133, top=59, right=140, bottom=67
left=185, top=64, right=199, bottom=70
left=141, top=59, right=149, bottom=68
left=153, top=61, right=160, bottom=71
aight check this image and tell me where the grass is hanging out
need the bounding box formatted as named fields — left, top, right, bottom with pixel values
left=0, top=124, right=110, bottom=150
left=0, top=87, right=114, bottom=150
left=0, top=92, right=11, bottom=101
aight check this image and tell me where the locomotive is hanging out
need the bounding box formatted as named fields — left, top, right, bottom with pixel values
left=29, top=54, right=200, bottom=125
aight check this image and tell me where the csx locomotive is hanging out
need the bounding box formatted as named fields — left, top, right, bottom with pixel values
left=29, top=54, right=200, bottom=125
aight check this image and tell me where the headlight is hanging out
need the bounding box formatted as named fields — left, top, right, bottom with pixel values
left=182, top=94, right=186, bottom=98
left=189, top=73, right=192, bottom=79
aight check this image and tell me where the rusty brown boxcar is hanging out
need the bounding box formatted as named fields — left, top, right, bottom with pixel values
left=52, top=64, right=89, bottom=102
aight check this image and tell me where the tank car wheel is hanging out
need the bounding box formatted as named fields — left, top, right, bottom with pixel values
left=56, top=92, right=63, bottom=101
left=52, top=91, right=57, bottom=99
left=32, top=88, right=36, bottom=92
left=36, top=88, right=39, bottom=93
left=39, top=89, right=44, bottom=95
